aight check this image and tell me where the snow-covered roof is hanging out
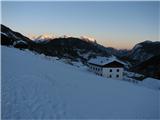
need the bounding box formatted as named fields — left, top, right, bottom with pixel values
left=88, top=56, right=125, bottom=66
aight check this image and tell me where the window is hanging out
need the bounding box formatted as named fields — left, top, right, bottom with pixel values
left=109, top=75, right=112, bottom=78
left=117, top=69, right=119, bottom=72
left=116, top=75, right=119, bottom=78
left=109, top=69, right=112, bottom=72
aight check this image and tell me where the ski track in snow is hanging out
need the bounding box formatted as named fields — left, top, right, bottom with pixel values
left=2, top=74, right=67, bottom=119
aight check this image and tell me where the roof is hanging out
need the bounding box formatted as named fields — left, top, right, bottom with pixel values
left=88, top=56, right=125, bottom=67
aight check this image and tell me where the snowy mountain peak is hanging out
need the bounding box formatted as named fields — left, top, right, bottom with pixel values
left=30, top=34, right=55, bottom=41
left=80, top=36, right=96, bottom=42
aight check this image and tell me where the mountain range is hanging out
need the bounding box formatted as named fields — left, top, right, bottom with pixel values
left=1, top=24, right=160, bottom=79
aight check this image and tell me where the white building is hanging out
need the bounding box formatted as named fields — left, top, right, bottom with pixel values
left=88, top=57, right=125, bottom=79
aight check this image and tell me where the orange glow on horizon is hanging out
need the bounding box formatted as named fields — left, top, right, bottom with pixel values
left=26, top=33, right=152, bottom=50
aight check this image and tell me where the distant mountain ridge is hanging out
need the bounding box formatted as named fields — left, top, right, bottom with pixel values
left=128, top=40, right=160, bottom=62
left=1, top=24, right=160, bottom=79
left=131, top=55, right=160, bottom=79
left=33, top=34, right=55, bottom=41
left=0, top=24, right=112, bottom=61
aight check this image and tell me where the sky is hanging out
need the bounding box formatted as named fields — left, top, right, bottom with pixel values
left=1, top=1, right=160, bottom=49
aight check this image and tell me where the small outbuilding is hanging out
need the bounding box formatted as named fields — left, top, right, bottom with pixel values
left=88, top=57, right=125, bottom=79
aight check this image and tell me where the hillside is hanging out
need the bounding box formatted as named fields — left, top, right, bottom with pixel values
left=1, top=24, right=160, bottom=79
left=1, top=24, right=33, bottom=48
left=131, top=55, right=160, bottom=79
left=1, top=24, right=111, bottom=61
left=1, top=46, right=159, bottom=119
left=128, top=40, right=160, bottom=62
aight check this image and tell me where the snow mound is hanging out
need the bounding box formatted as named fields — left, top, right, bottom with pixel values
left=1, top=46, right=160, bottom=119
left=142, top=78, right=160, bottom=90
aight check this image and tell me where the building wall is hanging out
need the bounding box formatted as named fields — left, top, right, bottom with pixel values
left=102, top=67, right=123, bottom=79
left=88, top=64, right=124, bottom=79
left=88, top=64, right=103, bottom=76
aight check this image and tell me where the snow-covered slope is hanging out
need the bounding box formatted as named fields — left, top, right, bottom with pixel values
left=1, top=46, right=160, bottom=119
left=142, top=78, right=160, bottom=90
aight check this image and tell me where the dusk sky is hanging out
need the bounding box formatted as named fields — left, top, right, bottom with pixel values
left=2, top=1, right=159, bottom=49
